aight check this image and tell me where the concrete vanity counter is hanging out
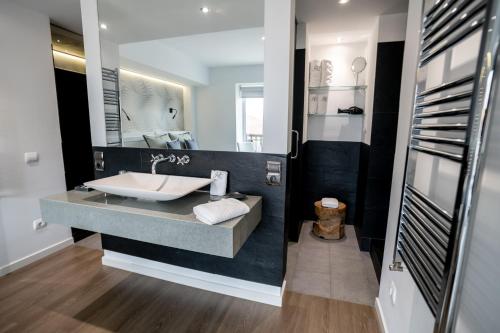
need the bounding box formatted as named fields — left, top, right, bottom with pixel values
left=40, top=191, right=262, bottom=258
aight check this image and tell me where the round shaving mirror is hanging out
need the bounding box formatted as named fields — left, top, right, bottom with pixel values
left=351, top=57, right=367, bottom=85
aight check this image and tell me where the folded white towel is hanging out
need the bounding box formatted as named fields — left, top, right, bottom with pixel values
left=193, top=198, right=250, bottom=225
left=322, top=197, right=339, bottom=208
left=309, top=60, right=321, bottom=87
left=320, top=60, right=333, bottom=86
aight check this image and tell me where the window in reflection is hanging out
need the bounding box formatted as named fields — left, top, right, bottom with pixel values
left=236, top=84, right=263, bottom=152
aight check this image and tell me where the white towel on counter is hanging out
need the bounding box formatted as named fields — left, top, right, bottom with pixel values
left=322, top=197, right=339, bottom=208
left=193, top=198, right=250, bottom=225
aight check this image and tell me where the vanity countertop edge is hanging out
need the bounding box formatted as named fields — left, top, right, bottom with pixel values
left=40, top=190, right=262, bottom=258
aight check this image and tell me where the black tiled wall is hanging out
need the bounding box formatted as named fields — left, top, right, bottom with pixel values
left=92, top=147, right=288, bottom=287
left=355, top=41, right=405, bottom=262
left=302, top=141, right=361, bottom=225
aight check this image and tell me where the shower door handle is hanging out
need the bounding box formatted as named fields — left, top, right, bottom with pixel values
left=291, top=130, right=299, bottom=159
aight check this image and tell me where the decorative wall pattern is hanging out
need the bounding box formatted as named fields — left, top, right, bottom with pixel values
left=119, top=71, right=185, bottom=136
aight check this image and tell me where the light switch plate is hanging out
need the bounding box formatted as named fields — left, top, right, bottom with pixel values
left=24, top=152, right=39, bottom=164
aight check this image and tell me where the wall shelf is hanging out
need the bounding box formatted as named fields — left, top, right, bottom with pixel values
left=308, top=85, right=367, bottom=92
left=308, top=113, right=364, bottom=117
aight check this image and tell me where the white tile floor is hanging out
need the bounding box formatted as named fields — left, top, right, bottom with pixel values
left=286, top=221, right=380, bottom=306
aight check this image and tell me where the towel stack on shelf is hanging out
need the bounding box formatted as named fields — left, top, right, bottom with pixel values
left=308, top=59, right=332, bottom=115
left=320, top=60, right=333, bottom=87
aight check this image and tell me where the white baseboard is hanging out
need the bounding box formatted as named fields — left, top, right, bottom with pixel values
left=102, top=250, right=286, bottom=307
left=0, top=237, right=74, bottom=277
left=375, top=297, right=388, bottom=333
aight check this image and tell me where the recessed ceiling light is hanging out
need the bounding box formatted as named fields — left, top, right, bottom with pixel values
left=100, top=23, right=108, bottom=30
left=337, top=37, right=342, bottom=42
left=261, top=36, right=266, bottom=41
left=200, top=7, right=210, bottom=14
left=56, top=39, right=61, bottom=43
left=338, top=0, right=350, bottom=4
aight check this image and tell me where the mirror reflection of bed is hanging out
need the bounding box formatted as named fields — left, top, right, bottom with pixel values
left=98, top=0, right=265, bottom=153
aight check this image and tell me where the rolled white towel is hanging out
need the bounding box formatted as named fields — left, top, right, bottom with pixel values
left=320, top=60, right=333, bottom=86
left=309, top=94, right=318, bottom=114
left=309, top=60, right=321, bottom=87
left=321, top=197, right=339, bottom=208
left=317, top=94, right=328, bottom=115
left=193, top=198, right=250, bottom=225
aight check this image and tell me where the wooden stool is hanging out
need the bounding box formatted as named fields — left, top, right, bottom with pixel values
left=313, top=201, right=346, bottom=240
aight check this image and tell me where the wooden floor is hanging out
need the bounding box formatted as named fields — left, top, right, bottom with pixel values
left=0, top=244, right=379, bottom=333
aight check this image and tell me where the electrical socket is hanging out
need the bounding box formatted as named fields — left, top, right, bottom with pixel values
left=33, top=218, right=47, bottom=231
left=389, top=281, right=397, bottom=305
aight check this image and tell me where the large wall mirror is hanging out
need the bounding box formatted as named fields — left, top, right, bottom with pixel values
left=97, top=0, right=265, bottom=153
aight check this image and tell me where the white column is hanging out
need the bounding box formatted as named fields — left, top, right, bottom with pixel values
left=262, top=0, right=296, bottom=154
left=80, top=0, right=106, bottom=146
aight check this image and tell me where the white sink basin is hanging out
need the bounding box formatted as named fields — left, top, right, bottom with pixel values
left=84, top=172, right=213, bottom=201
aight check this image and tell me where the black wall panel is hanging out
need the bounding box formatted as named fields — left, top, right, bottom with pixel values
left=356, top=41, right=405, bottom=277
left=302, top=141, right=361, bottom=226
left=92, top=147, right=288, bottom=287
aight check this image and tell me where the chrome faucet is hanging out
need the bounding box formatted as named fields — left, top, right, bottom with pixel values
left=177, top=155, right=190, bottom=166
left=150, top=153, right=176, bottom=174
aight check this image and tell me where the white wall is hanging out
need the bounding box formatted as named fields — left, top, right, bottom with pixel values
left=453, top=65, right=500, bottom=332
left=0, top=1, right=73, bottom=275
left=299, top=23, right=310, bottom=144
left=363, top=18, right=379, bottom=144
left=376, top=1, right=435, bottom=332
left=378, top=13, right=409, bottom=43
left=120, top=41, right=209, bottom=86
left=195, top=65, right=263, bottom=152
left=100, top=38, right=120, bottom=69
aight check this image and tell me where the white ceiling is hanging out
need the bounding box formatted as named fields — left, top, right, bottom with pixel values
left=296, top=0, right=409, bottom=34
left=152, top=28, right=265, bottom=67
left=13, top=0, right=83, bottom=33
left=99, top=0, right=264, bottom=44
left=12, top=0, right=264, bottom=42
left=14, top=0, right=408, bottom=41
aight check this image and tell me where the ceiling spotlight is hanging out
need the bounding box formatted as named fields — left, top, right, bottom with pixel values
left=100, top=23, right=108, bottom=30
left=261, top=36, right=266, bottom=41
left=337, top=37, right=342, bottom=43
left=200, top=7, right=210, bottom=14
left=56, top=39, right=61, bottom=43
left=338, top=0, right=350, bottom=4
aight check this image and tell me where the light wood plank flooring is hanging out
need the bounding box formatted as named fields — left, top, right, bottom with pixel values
left=0, top=243, right=379, bottom=333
